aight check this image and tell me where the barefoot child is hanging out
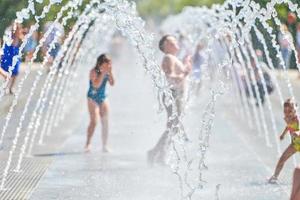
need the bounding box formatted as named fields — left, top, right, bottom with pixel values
left=85, top=54, right=115, bottom=153
left=269, top=99, right=300, bottom=183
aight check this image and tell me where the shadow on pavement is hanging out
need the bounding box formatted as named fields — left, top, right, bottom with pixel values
left=33, top=151, right=84, bottom=157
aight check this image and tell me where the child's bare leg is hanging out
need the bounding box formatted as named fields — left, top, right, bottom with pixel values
left=8, top=76, right=16, bottom=94
left=85, top=99, right=98, bottom=151
left=272, top=145, right=296, bottom=179
left=100, top=101, right=109, bottom=152
left=0, top=68, right=7, bottom=79
left=291, top=166, right=300, bottom=200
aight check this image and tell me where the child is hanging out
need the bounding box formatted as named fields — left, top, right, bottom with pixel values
left=85, top=54, right=115, bottom=153
left=1, top=23, right=24, bottom=94
left=269, top=98, right=300, bottom=183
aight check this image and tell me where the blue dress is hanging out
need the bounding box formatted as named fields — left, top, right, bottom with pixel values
left=87, top=74, right=109, bottom=105
left=1, top=44, right=21, bottom=76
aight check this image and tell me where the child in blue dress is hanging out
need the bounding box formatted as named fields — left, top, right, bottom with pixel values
left=0, top=23, right=24, bottom=94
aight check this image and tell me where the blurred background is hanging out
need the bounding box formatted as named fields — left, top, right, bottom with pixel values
left=1, top=0, right=300, bottom=68
left=1, top=0, right=299, bottom=35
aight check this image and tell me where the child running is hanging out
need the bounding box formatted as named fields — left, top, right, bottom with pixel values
left=269, top=98, right=300, bottom=183
left=85, top=54, right=115, bottom=153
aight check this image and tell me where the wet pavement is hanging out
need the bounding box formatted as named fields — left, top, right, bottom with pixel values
left=0, top=39, right=300, bottom=199
left=27, top=46, right=300, bottom=199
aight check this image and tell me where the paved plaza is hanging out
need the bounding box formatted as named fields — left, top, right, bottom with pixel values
left=2, top=47, right=296, bottom=199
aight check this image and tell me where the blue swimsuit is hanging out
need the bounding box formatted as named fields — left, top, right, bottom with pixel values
left=1, top=44, right=21, bottom=76
left=87, top=74, right=109, bottom=105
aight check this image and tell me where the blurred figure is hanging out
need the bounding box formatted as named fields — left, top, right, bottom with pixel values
left=0, top=23, right=24, bottom=94
left=296, top=23, right=300, bottom=78
left=193, top=43, right=204, bottom=80
left=191, top=42, right=205, bottom=95
left=250, top=58, right=266, bottom=105
left=0, top=38, right=7, bottom=79
left=176, top=31, right=191, bottom=60
left=287, top=12, right=297, bottom=36
left=244, top=54, right=274, bottom=106
left=255, top=49, right=275, bottom=95
left=291, top=166, right=300, bottom=200
left=147, top=35, right=192, bottom=165
left=210, top=36, right=228, bottom=80
left=109, top=32, right=124, bottom=58
left=85, top=54, right=115, bottom=153
left=23, top=25, right=38, bottom=62
left=287, top=12, right=297, bottom=26
left=296, top=24, right=300, bottom=63
left=256, top=49, right=264, bottom=62
left=42, top=21, right=64, bottom=67
left=278, top=24, right=293, bottom=69
left=232, top=60, right=245, bottom=99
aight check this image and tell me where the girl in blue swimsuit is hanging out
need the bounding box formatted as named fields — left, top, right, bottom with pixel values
left=85, top=54, right=115, bottom=153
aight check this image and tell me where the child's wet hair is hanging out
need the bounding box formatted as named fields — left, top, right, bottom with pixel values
left=284, top=98, right=296, bottom=108
left=96, top=54, right=111, bottom=69
left=159, top=34, right=173, bottom=52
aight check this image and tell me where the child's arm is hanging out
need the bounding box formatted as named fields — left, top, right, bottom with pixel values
left=0, top=54, right=5, bottom=79
left=104, top=64, right=114, bottom=86
left=108, top=71, right=115, bottom=86
left=280, top=127, right=289, bottom=140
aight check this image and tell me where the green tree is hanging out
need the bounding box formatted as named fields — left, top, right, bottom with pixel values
left=0, top=0, right=90, bottom=37
left=137, top=0, right=225, bottom=17
left=0, top=0, right=26, bottom=36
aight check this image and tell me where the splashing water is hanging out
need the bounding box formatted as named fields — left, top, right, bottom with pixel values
left=0, top=0, right=185, bottom=194
left=0, top=0, right=300, bottom=199
left=160, top=0, right=300, bottom=198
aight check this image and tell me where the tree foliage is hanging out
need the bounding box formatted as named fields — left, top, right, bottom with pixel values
left=0, top=0, right=299, bottom=37
left=0, top=0, right=90, bottom=37
left=137, top=0, right=225, bottom=17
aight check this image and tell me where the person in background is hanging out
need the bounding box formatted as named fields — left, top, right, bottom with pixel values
left=177, top=31, right=192, bottom=60
left=42, top=21, right=65, bottom=67
left=278, top=24, right=293, bottom=69
left=287, top=12, right=297, bottom=37
left=0, top=23, right=24, bottom=94
left=191, top=42, right=205, bottom=95
left=0, top=38, right=7, bottom=79
left=296, top=23, right=300, bottom=78
left=297, top=23, right=300, bottom=56
left=255, top=49, right=275, bottom=95
left=23, top=24, right=38, bottom=62
left=250, top=58, right=266, bottom=105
